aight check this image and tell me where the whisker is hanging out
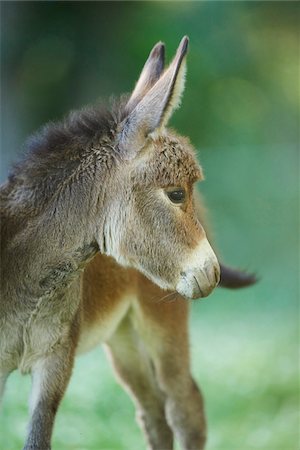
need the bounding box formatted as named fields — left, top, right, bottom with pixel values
left=154, top=290, right=179, bottom=304
left=150, top=291, right=172, bottom=303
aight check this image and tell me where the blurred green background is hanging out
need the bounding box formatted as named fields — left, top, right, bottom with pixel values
left=0, top=2, right=299, bottom=449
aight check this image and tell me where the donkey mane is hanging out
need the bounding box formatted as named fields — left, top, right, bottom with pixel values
left=8, top=98, right=128, bottom=184
left=1, top=98, right=130, bottom=220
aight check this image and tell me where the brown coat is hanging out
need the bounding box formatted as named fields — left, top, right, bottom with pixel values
left=0, top=37, right=255, bottom=450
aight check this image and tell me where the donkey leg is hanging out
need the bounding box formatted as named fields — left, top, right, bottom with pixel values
left=0, top=371, right=10, bottom=403
left=105, top=314, right=174, bottom=450
left=154, top=352, right=206, bottom=450
left=134, top=283, right=207, bottom=450
left=23, top=344, right=75, bottom=450
left=160, top=371, right=206, bottom=450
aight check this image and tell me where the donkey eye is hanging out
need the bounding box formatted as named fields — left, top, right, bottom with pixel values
left=166, top=189, right=186, bottom=204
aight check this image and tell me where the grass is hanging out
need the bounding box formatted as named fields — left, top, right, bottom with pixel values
left=0, top=304, right=298, bottom=450
left=190, top=309, right=299, bottom=450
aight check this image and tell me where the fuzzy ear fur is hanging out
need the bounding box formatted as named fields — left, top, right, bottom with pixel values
left=119, top=36, right=189, bottom=156
left=126, top=41, right=165, bottom=113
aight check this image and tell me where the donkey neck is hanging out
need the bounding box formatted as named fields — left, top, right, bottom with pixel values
left=1, top=106, right=121, bottom=298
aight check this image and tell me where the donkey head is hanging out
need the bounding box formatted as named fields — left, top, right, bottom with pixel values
left=102, top=37, right=220, bottom=299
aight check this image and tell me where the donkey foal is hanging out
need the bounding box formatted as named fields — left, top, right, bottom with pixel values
left=0, top=37, right=255, bottom=450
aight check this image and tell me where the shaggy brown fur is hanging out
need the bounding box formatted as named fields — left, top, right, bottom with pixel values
left=0, top=37, right=255, bottom=450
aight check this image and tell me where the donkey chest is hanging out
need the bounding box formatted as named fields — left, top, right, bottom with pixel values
left=17, top=281, right=81, bottom=374
left=77, top=294, right=133, bottom=354
left=18, top=317, right=72, bottom=374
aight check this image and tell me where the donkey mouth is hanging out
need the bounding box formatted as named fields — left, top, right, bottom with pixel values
left=176, top=267, right=220, bottom=300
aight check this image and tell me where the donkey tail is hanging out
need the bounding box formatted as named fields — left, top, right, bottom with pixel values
left=219, top=264, right=258, bottom=289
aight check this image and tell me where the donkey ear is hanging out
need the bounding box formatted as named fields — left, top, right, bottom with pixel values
left=119, top=36, right=189, bottom=155
left=126, top=41, right=165, bottom=113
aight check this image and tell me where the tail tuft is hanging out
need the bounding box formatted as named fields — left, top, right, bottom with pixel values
left=219, top=264, right=258, bottom=289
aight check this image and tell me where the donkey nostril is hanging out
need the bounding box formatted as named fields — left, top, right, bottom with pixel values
left=180, top=271, right=187, bottom=277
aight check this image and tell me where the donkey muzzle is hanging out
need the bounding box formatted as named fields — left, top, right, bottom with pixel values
left=176, top=239, right=220, bottom=299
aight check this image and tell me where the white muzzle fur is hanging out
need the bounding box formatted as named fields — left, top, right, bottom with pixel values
left=176, top=239, right=220, bottom=299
